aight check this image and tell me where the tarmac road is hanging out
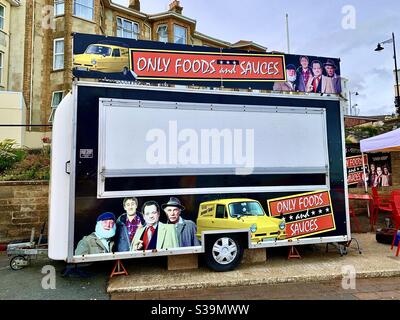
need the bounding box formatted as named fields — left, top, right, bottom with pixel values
left=0, top=252, right=110, bottom=300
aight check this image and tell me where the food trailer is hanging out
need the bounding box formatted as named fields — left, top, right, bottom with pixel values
left=48, top=33, right=350, bottom=271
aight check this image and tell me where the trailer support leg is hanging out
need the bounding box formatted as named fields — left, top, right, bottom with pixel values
left=110, top=259, right=128, bottom=278
left=288, top=246, right=301, bottom=259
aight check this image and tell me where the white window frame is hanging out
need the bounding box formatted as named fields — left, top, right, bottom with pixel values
left=48, top=91, right=64, bottom=123
left=53, top=38, right=64, bottom=71
left=173, top=24, right=187, bottom=44
left=157, top=24, right=168, bottom=42
left=54, top=0, right=64, bottom=16
left=73, top=0, right=94, bottom=21
left=0, top=4, right=5, bottom=31
left=0, top=51, right=3, bottom=85
left=116, top=17, right=139, bottom=40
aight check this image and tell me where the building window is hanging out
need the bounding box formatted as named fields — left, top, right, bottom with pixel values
left=0, top=52, right=3, bottom=85
left=0, top=4, right=4, bottom=31
left=54, top=0, right=64, bottom=16
left=173, top=24, right=187, bottom=44
left=48, top=91, right=64, bottom=123
left=73, top=0, right=94, bottom=21
left=157, top=24, right=168, bottom=42
left=53, top=38, right=64, bottom=70
left=116, top=17, right=139, bottom=39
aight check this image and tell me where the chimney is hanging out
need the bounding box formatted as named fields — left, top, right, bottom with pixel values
left=128, top=0, right=140, bottom=11
left=169, top=0, right=183, bottom=14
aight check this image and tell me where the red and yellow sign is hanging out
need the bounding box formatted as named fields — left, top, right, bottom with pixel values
left=267, top=190, right=336, bottom=239
left=129, top=49, right=286, bottom=82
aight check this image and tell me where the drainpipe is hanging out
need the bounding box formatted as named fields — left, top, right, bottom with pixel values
left=29, top=0, right=35, bottom=129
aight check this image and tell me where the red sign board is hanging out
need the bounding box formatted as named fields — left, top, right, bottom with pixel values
left=267, top=190, right=336, bottom=239
left=346, top=154, right=368, bottom=186
left=129, top=49, right=286, bottom=82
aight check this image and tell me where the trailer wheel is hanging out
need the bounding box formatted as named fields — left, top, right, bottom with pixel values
left=205, top=235, right=243, bottom=272
left=10, top=255, right=28, bottom=271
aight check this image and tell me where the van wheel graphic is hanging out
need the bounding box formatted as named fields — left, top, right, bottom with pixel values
left=205, top=235, right=243, bottom=271
left=122, top=67, right=129, bottom=76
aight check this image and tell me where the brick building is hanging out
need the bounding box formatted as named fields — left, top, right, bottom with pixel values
left=0, top=0, right=266, bottom=147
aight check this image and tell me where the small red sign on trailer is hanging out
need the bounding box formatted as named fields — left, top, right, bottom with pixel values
left=267, top=191, right=336, bottom=239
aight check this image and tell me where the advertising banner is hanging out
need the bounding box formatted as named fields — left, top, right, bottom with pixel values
left=129, top=49, right=286, bottom=81
left=72, top=33, right=342, bottom=92
left=346, top=144, right=392, bottom=188
left=346, top=154, right=368, bottom=186
left=267, top=191, right=336, bottom=239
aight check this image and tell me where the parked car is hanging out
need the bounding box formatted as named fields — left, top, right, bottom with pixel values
left=73, top=43, right=130, bottom=75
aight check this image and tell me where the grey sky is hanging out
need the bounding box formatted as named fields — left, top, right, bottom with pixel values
left=113, top=0, right=400, bottom=116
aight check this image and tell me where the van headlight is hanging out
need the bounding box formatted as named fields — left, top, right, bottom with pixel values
left=91, top=59, right=97, bottom=65
left=279, top=221, right=286, bottom=230
left=250, top=224, right=257, bottom=233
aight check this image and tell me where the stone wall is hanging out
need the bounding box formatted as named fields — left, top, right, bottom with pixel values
left=391, top=151, right=400, bottom=186
left=0, top=181, right=48, bottom=243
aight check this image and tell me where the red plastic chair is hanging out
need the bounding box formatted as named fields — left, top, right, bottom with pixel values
left=390, top=192, right=400, bottom=256
left=370, top=187, right=393, bottom=230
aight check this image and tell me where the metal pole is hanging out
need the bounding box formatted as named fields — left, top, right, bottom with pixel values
left=348, top=90, right=352, bottom=115
left=361, top=152, right=370, bottom=218
left=285, top=13, right=290, bottom=54
left=392, top=32, right=400, bottom=114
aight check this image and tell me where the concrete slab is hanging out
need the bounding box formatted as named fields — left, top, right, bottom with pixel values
left=242, top=248, right=267, bottom=264
left=167, top=254, right=198, bottom=271
left=107, top=233, right=400, bottom=296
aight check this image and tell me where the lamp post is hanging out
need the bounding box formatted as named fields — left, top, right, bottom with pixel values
left=348, top=91, right=359, bottom=115
left=352, top=104, right=359, bottom=115
left=375, top=32, right=400, bottom=115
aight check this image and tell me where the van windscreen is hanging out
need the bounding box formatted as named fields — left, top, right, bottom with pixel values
left=228, top=202, right=264, bottom=217
left=85, top=45, right=111, bottom=56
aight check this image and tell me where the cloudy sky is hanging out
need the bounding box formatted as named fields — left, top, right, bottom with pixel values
left=113, top=0, right=400, bottom=116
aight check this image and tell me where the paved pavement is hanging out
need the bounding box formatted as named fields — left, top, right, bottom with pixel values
left=109, top=233, right=400, bottom=299
left=1, top=232, right=400, bottom=300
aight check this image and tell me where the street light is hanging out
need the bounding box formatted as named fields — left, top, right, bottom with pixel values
left=348, top=91, right=359, bottom=115
left=374, top=32, right=400, bottom=115
left=352, top=104, right=359, bottom=116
